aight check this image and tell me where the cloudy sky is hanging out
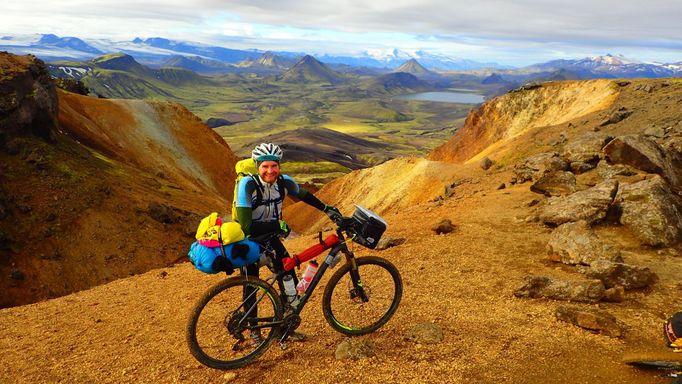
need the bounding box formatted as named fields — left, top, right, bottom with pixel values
left=2, top=0, right=681, bottom=66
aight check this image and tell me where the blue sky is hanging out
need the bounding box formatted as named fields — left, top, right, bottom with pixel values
left=2, top=0, right=682, bottom=66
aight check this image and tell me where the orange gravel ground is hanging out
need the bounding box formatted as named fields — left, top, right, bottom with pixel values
left=1, top=168, right=679, bottom=384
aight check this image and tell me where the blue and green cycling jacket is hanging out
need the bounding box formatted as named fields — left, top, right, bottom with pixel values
left=234, top=174, right=325, bottom=236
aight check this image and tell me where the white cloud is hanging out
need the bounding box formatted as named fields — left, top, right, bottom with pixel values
left=2, top=0, right=682, bottom=65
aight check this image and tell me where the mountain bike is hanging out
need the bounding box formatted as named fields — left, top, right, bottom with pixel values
left=186, top=206, right=403, bottom=369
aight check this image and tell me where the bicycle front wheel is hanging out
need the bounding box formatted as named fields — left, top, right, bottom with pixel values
left=186, top=276, right=283, bottom=370
left=322, top=256, right=402, bottom=336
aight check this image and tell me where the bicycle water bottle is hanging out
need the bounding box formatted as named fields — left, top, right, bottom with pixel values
left=296, top=260, right=318, bottom=294
left=282, top=275, right=299, bottom=308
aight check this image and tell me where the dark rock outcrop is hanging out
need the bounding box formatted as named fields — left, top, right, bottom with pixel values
left=615, top=175, right=682, bottom=246
left=0, top=53, right=58, bottom=140
left=54, top=78, right=89, bottom=95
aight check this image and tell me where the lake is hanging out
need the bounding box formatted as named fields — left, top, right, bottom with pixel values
left=394, top=91, right=485, bottom=104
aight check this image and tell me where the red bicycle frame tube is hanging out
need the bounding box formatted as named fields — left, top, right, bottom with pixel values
left=282, top=234, right=339, bottom=271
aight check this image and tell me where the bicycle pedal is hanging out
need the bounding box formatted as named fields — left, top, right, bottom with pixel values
left=279, top=340, right=288, bottom=350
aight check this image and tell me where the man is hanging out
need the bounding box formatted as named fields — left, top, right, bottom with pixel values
left=233, top=143, right=340, bottom=346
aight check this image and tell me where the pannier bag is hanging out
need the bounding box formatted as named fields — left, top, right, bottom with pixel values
left=195, top=212, right=245, bottom=247
left=188, top=239, right=260, bottom=274
left=350, top=205, right=387, bottom=249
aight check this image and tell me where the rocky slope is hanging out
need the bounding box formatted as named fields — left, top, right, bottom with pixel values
left=0, top=52, right=238, bottom=308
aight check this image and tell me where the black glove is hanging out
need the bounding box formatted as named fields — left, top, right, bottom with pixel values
left=212, top=256, right=234, bottom=275
left=323, top=205, right=341, bottom=220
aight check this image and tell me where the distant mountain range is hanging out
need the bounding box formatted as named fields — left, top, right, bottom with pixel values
left=0, top=33, right=505, bottom=71
left=521, top=54, right=682, bottom=78
left=6, top=34, right=682, bottom=82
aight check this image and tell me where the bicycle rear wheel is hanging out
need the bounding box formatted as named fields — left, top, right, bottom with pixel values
left=322, top=256, right=402, bottom=336
left=186, top=276, right=283, bottom=369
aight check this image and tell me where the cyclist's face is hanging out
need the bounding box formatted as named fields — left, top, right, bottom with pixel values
left=258, top=161, right=280, bottom=184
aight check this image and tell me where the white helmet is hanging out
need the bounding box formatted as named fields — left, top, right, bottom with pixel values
left=251, top=143, right=283, bottom=163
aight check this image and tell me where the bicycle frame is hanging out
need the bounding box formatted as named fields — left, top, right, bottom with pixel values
left=240, top=226, right=368, bottom=341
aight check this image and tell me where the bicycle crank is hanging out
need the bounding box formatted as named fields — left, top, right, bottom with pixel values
left=278, top=313, right=302, bottom=348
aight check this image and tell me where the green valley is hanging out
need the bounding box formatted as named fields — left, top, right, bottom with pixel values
left=49, top=53, right=483, bottom=184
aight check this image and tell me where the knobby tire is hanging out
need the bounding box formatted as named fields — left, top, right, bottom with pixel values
left=322, top=256, right=402, bottom=335
left=186, top=276, right=283, bottom=370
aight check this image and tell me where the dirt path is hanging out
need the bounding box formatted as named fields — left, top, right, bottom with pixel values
left=0, top=177, right=677, bottom=383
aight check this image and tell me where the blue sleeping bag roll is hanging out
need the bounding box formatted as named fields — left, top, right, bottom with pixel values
left=188, top=239, right=260, bottom=274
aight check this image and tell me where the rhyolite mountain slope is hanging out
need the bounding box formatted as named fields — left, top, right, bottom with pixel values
left=0, top=52, right=238, bottom=308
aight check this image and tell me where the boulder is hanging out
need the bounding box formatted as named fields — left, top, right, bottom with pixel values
left=480, top=157, right=493, bottom=170
left=513, top=276, right=605, bottom=303
left=615, top=175, right=682, bottom=246
left=595, top=160, right=638, bottom=180
left=661, top=136, right=682, bottom=191
left=603, top=135, right=679, bottom=190
left=643, top=126, right=666, bottom=138
left=376, top=236, right=406, bottom=250
left=530, top=171, right=577, bottom=197
left=404, top=322, right=444, bottom=344
left=555, top=305, right=623, bottom=337
left=584, top=259, right=658, bottom=290
left=147, top=202, right=179, bottom=224
left=599, top=108, right=632, bottom=126
left=0, top=53, right=58, bottom=141
left=603, top=286, right=625, bottom=303
left=546, top=221, right=622, bottom=265
left=561, top=133, right=612, bottom=174
left=335, top=338, right=376, bottom=360
left=539, top=180, right=618, bottom=226
left=513, top=152, right=570, bottom=183
left=432, top=219, right=455, bottom=235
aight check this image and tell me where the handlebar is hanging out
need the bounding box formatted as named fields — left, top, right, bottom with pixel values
left=330, top=214, right=355, bottom=231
